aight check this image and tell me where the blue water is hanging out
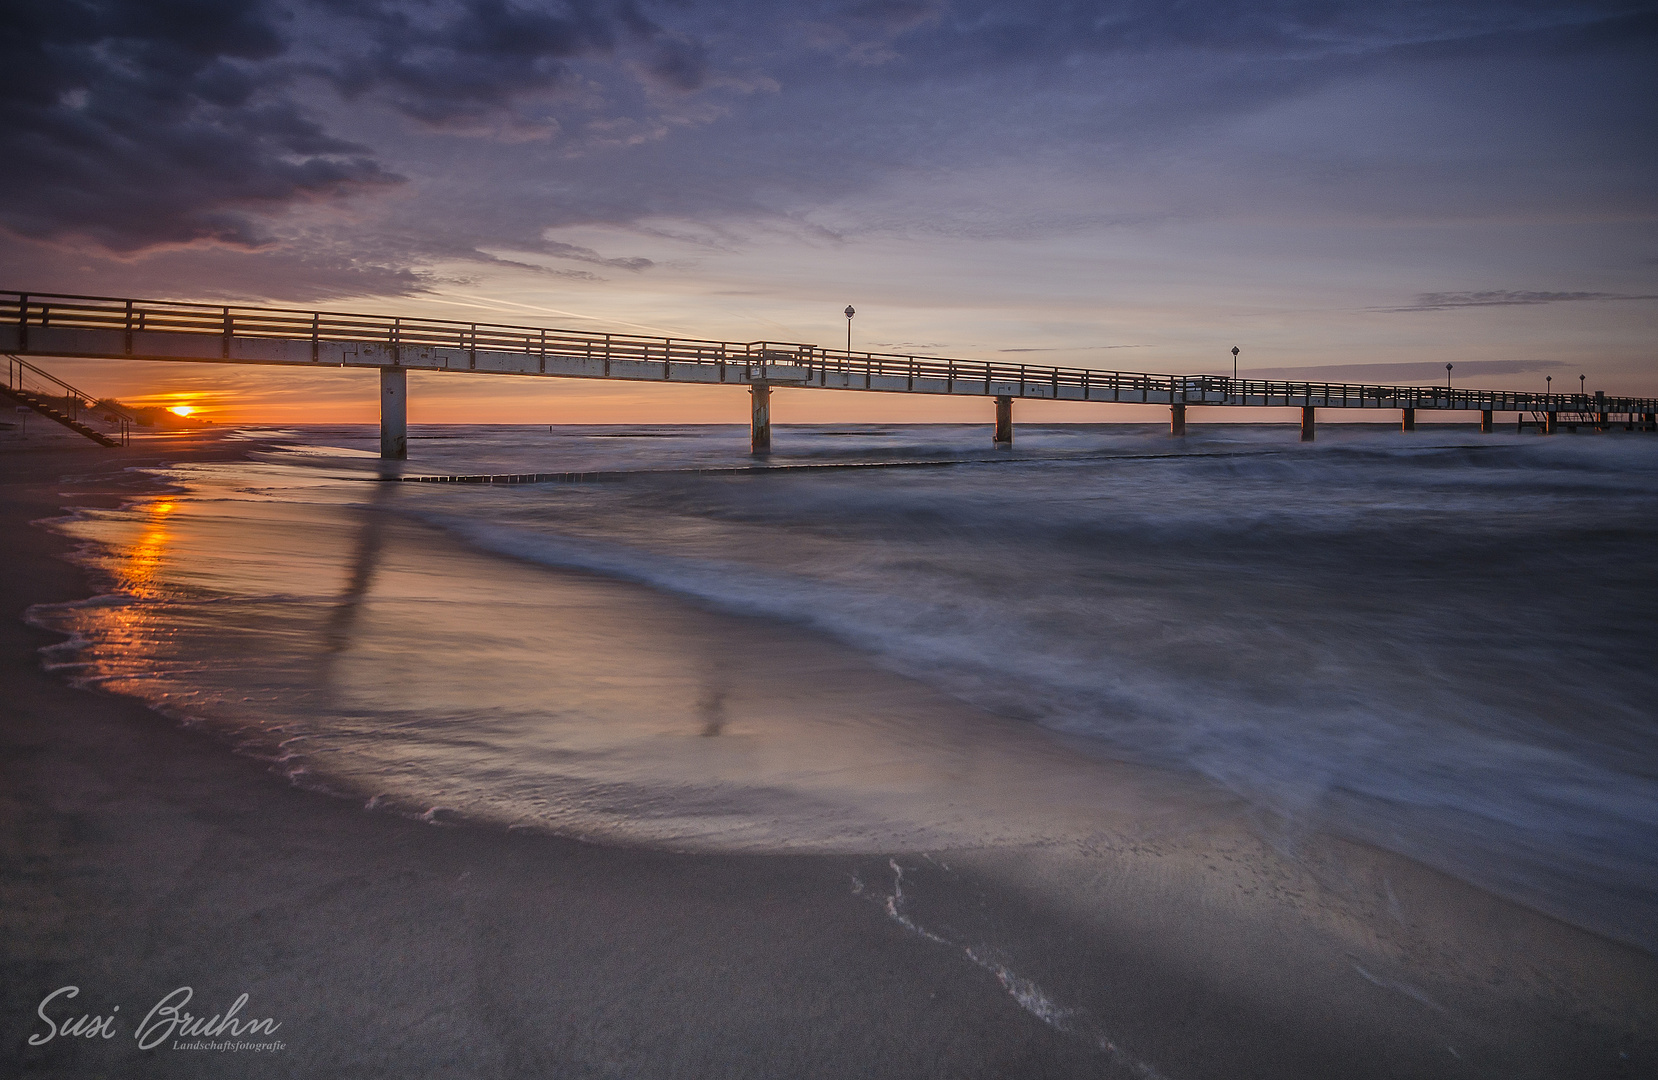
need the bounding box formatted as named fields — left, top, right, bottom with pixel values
left=35, top=422, right=1658, bottom=950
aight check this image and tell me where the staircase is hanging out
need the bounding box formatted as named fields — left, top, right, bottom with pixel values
left=4, top=355, right=130, bottom=447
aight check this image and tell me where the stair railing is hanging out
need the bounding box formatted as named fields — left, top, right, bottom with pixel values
left=5, top=354, right=134, bottom=445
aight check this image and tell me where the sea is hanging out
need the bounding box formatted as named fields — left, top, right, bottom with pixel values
left=30, top=421, right=1658, bottom=952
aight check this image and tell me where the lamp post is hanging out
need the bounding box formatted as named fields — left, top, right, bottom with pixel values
left=1232, top=345, right=1239, bottom=383
left=844, top=306, right=855, bottom=354
left=1546, top=374, right=1551, bottom=400
left=1580, top=374, right=1586, bottom=401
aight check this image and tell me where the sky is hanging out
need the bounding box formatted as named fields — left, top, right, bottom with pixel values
left=4, top=0, right=1656, bottom=424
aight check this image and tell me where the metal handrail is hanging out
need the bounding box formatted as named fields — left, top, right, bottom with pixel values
left=5, top=291, right=1656, bottom=414
left=5, top=353, right=133, bottom=443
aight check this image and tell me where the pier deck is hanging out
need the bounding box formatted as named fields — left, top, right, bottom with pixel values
left=6, top=291, right=1654, bottom=457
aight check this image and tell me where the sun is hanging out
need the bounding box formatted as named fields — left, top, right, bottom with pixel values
left=169, top=405, right=195, bottom=417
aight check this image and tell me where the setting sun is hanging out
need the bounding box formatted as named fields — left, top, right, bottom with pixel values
left=168, top=405, right=195, bottom=417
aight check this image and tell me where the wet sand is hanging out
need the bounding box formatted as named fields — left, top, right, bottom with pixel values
left=3, top=436, right=1655, bottom=1078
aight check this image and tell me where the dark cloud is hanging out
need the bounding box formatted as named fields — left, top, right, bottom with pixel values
left=1386, top=290, right=1658, bottom=311
left=0, top=0, right=405, bottom=251
left=642, top=32, right=713, bottom=92
left=0, top=0, right=718, bottom=256
left=315, top=0, right=687, bottom=128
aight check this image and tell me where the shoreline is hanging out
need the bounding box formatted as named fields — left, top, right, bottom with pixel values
left=3, top=436, right=1655, bottom=1078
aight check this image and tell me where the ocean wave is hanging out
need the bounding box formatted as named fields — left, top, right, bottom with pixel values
left=392, top=429, right=1658, bottom=949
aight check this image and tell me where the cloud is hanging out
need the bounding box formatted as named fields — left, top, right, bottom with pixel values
left=1384, top=290, right=1658, bottom=311
left=0, top=0, right=732, bottom=256
left=314, top=0, right=707, bottom=129
left=4, top=0, right=1654, bottom=305
left=800, top=1, right=944, bottom=66
left=0, top=0, right=415, bottom=252
left=0, top=227, right=440, bottom=302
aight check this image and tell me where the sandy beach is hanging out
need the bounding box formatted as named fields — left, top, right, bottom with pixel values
left=3, top=434, right=1656, bottom=1079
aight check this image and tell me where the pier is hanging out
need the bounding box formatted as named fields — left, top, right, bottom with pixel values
left=5, top=291, right=1655, bottom=457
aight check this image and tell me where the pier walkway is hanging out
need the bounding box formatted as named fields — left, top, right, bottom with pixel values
left=5, top=291, right=1654, bottom=457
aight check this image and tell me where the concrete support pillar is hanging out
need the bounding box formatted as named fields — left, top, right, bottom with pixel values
left=994, top=395, right=1013, bottom=445
left=1401, top=408, right=1416, bottom=432
left=750, top=381, right=771, bottom=454
left=1480, top=409, right=1493, bottom=433
left=1300, top=406, right=1315, bottom=442
left=1545, top=411, right=1558, bottom=435
left=1171, top=403, right=1187, bottom=437
left=380, top=366, right=407, bottom=460
left=1645, top=412, right=1656, bottom=432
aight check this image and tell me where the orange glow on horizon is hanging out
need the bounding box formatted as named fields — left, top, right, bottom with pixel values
left=169, top=405, right=195, bottom=416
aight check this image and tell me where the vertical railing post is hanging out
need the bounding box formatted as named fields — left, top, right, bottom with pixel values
left=311, top=313, right=319, bottom=363
left=124, top=300, right=133, bottom=356
left=17, top=294, right=27, bottom=353
left=222, top=307, right=232, bottom=359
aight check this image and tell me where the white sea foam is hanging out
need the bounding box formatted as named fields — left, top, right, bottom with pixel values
left=862, top=858, right=1164, bottom=1077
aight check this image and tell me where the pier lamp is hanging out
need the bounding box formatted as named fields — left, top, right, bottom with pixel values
left=1579, top=374, right=1586, bottom=400
left=1546, top=375, right=1552, bottom=399
left=844, top=305, right=855, bottom=353
left=1232, top=345, right=1239, bottom=383
left=1446, top=363, right=1452, bottom=391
